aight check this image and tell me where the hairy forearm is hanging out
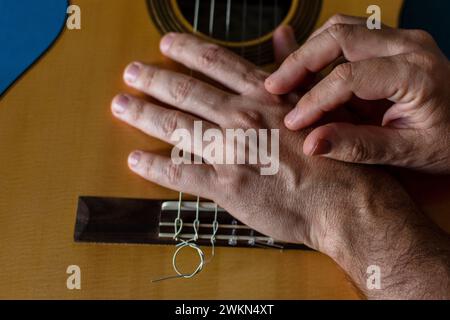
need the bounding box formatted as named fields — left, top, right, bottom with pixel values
left=325, top=173, right=450, bottom=299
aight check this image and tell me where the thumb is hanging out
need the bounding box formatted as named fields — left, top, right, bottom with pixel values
left=303, top=123, right=417, bottom=166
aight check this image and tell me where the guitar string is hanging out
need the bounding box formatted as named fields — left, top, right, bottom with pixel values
left=153, top=0, right=203, bottom=283
left=184, top=0, right=225, bottom=269
left=274, top=0, right=279, bottom=29
left=172, top=0, right=203, bottom=242
left=181, top=0, right=268, bottom=267
left=206, top=0, right=220, bottom=263
left=257, top=0, right=263, bottom=66
left=240, top=0, right=247, bottom=57
left=209, top=0, right=215, bottom=36
left=153, top=0, right=222, bottom=282
left=173, top=191, right=183, bottom=240
left=172, top=0, right=235, bottom=275
left=154, top=0, right=278, bottom=282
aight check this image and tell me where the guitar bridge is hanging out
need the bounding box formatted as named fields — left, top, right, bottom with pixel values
left=74, top=196, right=307, bottom=250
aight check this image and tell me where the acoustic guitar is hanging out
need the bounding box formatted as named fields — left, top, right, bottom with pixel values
left=1, top=0, right=449, bottom=299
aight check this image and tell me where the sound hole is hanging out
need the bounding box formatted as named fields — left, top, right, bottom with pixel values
left=146, top=0, right=322, bottom=65
left=176, top=0, right=291, bottom=42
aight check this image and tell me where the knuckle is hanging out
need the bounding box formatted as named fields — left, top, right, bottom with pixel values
left=216, top=92, right=233, bottom=106
left=206, top=92, right=233, bottom=112
left=165, top=162, right=183, bottom=185
left=394, top=37, right=421, bottom=53
left=302, top=90, right=319, bottom=106
left=288, top=48, right=303, bottom=64
left=406, top=51, right=439, bottom=72
left=406, top=29, right=435, bottom=45
left=253, top=69, right=269, bottom=82
left=132, top=100, right=145, bottom=122
left=398, top=54, right=435, bottom=101
left=390, top=133, right=415, bottom=162
left=303, top=87, right=329, bottom=111
left=327, top=23, right=354, bottom=42
left=142, top=68, right=156, bottom=91
left=198, top=44, right=221, bottom=69
left=161, top=111, right=180, bottom=138
left=333, top=62, right=354, bottom=82
left=349, top=141, right=370, bottom=163
left=242, top=70, right=266, bottom=93
left=329, top=14, right=346, bottom=24
left=171, top=77, right=195, bottom=104
left=144, top=157, right=155, bottom=180
left=211, top=93, right=235, bottom=115
left=232, top=110, right=263, bottom=129
left=386, top=30, right=416, bottom=52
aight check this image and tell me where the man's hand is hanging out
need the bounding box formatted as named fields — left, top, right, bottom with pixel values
left=111, top=32, right=344, bottom=248
left=266, top=15, right=450, bottom=174
left=112, top=32, right=450, bottom=299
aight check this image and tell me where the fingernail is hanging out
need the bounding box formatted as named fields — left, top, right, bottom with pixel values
left=112, top=94, right=129, bottom=114
left=285, top=107, right=299, bottom=127
left=310, top=139, right=332, bottom=156
left=128, top=151, right=141, bottom=167
left=124, top=63, right=141, bottom=83
left=160, top=33, right=175, bottom=53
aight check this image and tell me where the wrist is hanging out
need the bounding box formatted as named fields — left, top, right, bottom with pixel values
left=318, top=169, right=450, bottom=299
left=311, top=167, right=392, bottom=258
left=321, top=170, right=414, bottom=262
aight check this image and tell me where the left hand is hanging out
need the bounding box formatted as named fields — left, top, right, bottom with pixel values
left=111, top=31, right=413, bottom=253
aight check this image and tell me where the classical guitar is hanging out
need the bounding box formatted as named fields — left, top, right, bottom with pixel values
left=1, top=0, right=448, bottom=299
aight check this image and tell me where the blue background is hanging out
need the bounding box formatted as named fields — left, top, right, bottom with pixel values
left=0, top=0, right=68, bottom=96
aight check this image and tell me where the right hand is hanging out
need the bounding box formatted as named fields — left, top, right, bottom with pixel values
left=265, top=15, right=450, bottom=174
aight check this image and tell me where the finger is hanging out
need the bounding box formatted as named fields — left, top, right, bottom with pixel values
left=111, top=94, right=218, bottom=161
left=303, top=123, right=417, bottom=167
left=128, top=151, right=217, bottom=199
left=123, top=62, right=233, bottom=125
left=284, top=56, right=412, bottom=130
left=266, top=24, right=421, bottom=94
left=159, top=33, right=265, bottom=95
left=273, top=25, right=298, bottom=64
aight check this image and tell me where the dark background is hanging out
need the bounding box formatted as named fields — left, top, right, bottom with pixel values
left=401, top=0, right=450, bottom=58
